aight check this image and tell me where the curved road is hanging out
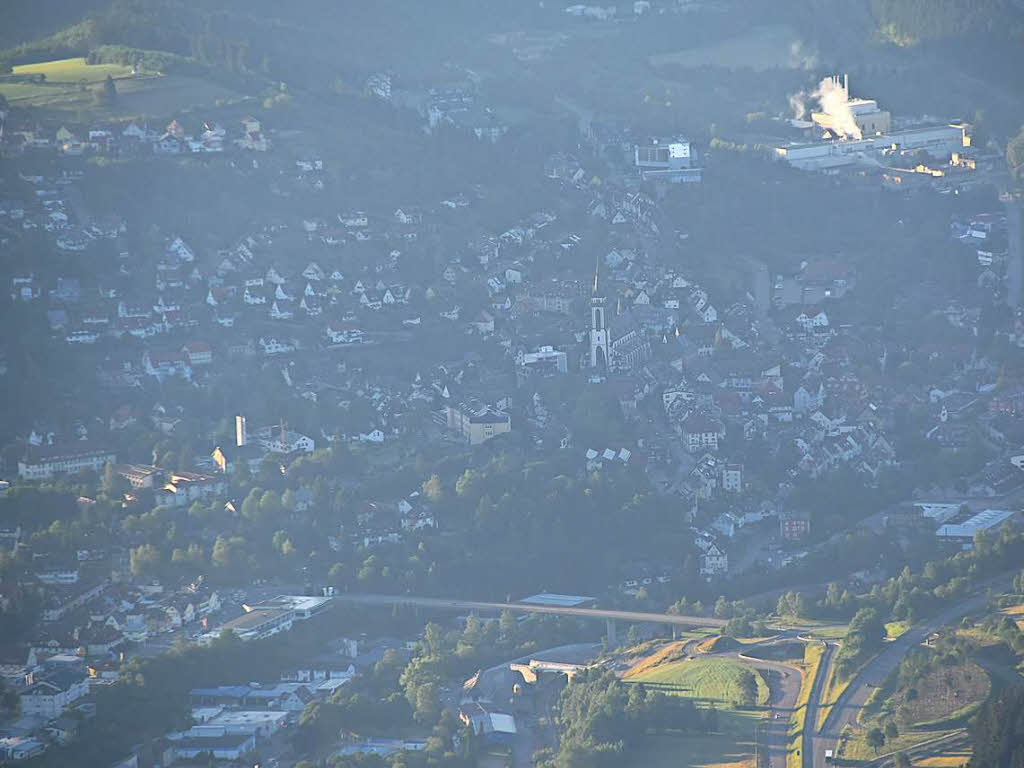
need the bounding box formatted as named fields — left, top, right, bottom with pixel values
left=699, top=639, right=805, bottom=768
left=335, top=593, right=727, bottom=628
left=811, top=576, right=1010, bottom=767
left=749, top=656, right=803, bottom=768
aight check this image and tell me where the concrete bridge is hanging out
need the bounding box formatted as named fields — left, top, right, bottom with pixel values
left=510, top=659, right=590, bottom=684
left=334, top=593, right=726, bottom=643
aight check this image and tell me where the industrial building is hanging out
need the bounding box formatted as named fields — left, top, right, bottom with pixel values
left=633, top=137, right=702, bottom=182
left=936, top=508, right=1016, bottom=548
left=207, top=595, right=332, bottom=642
left=519, top=593, right=598, bottom=608
left=778, top=76, right=970, bottom=172
left=776, top=123, right=970, bottom=171
left=811, top=75, right=891, bottom=137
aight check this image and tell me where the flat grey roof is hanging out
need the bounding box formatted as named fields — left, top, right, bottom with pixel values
left=520, top=593, right=597, bottom=608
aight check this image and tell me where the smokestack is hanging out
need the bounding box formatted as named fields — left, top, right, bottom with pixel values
left=235, top=415, right=246, bottom=447
left=844, top=74, right=849, bottom=98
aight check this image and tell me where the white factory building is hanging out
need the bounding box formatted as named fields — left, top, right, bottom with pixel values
left=776, top=123, right=970, bottom=171
left=777, top=76, right=970, bottom=171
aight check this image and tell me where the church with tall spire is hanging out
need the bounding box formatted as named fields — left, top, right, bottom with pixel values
left=589, top=261, right=609, bottom=369
left=588, top=261, right=651, bottom=372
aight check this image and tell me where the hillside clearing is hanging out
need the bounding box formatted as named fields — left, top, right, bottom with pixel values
left=895, top=662, right=990, bottom=726
left=0, top=57, right=244, bottom=117
left=649, top=24, right=813, bottom=72
left=12, top=57, right=133, bottom=83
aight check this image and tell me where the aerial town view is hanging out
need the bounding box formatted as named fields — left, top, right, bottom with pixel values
left=0, top=1, right=1023, bottom=767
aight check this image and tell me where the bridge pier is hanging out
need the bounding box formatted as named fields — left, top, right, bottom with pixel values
left=605, top=618, right=617, bottom=647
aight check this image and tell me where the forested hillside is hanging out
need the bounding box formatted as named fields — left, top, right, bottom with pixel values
left=969, top=687, right=1024, bottom=768
left=868, top=0, right=1015, bottom=43
left=0, top=0, right=540, bottom=88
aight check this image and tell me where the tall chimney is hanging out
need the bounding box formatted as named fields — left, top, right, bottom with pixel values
left=844, top=73, right=849, bottom=97
left=235, top=415, right=247, bottom=447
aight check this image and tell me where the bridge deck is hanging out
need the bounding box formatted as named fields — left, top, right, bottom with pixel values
left=334, top=593, right=726, bottom=628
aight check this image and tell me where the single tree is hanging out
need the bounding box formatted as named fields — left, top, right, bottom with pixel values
left=95, top=74, right=117, bottom=106
left=866, top=726, right=886, bottom=752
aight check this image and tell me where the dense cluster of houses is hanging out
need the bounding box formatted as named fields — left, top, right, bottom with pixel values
left=1, top=43, right=1023, bottom=763
left=2, top=117, right=270, bottom=157
left=6, top=101, right=1024, bottom=595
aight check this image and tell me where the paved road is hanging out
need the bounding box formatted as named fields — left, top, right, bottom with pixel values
left=799, top=642, right=834, bottom=768
left=335, top=593, right=727, bottom=628
left=810, top=575, right=1011, bottom=767
left=699, top=639, right=804, bottom=768
left=750, top=657, right=803, bottom=768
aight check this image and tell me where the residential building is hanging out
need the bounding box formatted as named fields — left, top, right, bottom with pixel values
left=254, top=425, right=315, bottom=454
left=721, top=464, right=743, bottom=493
left=780, top=512, right=811, bottom=541
left=682, top=414, right=726, bottom=454
left=700, top=543, right=728, bottom=576
left=445, top=404, right=512, bottom=445
left=20, top=668, right=90, bottom=718
left=18, top=443, right=116, bottom=480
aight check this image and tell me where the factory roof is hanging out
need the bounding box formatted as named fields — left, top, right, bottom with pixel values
left=519, top=593, right=597, bottom=608
left=936, top=509, right=1015, bottom=539
left=242, top=594, right=331, bottom=613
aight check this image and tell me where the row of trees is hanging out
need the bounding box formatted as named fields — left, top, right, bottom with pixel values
left=539, top=670, right=713, bottom=767
left=834, top=524, right=1024, bottom=676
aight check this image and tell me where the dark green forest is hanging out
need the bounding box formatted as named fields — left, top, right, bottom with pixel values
left=970, top=685, right=1024, bottom=768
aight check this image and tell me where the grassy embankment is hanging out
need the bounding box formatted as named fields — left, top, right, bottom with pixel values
left=787, top=641, right=824, bottom=768
left=815, top=647, right=845, bottom=733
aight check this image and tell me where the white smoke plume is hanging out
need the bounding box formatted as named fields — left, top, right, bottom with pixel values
left=788, top=76, right=862, bottom=140
left=813, top=76, right=861, bottom=140
left=789, top=92, right=806, bottom=121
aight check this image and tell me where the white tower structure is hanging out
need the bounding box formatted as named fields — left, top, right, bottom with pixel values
left=589, top=263, right=609, bottom=369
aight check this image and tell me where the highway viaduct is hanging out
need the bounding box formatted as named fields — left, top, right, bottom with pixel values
left=333, top=593, right=727, bottom=643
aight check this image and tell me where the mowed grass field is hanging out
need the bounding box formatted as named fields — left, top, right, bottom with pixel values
left=0, top=57, right=244, bottom=117
left=627, top=657, right=770, bottom=707
left=12, top=57, right=134, bottom=83
left=914, top=751, right=972, bottom=767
